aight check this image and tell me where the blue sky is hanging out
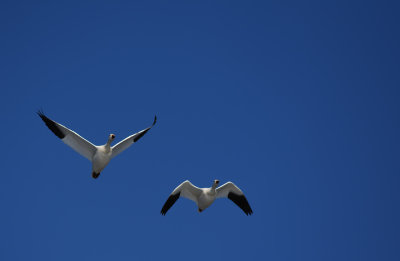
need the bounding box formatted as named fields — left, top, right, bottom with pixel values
left=1, top=1, right=399, bottom=260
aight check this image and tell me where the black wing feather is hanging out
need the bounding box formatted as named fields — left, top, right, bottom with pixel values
left=133, top=115, right=157, bottom=142
left=228, top=192, right=253, bottom=215
left=37, top=111, right=65, bottom=139
left=160, top=192, right=180, bottom=215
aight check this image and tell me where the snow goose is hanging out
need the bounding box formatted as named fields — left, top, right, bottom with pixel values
left=161, top=180, right=253, bottom=215
left=38, top=111, right=156, bottom=179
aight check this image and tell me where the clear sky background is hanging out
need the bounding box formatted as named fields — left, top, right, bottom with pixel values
left=1, top=1, right=399, bottom=260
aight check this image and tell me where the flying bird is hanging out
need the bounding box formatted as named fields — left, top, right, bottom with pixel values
left=38, top=111, right=156, bottom=179
left=161, top=180, right=253, bottom=215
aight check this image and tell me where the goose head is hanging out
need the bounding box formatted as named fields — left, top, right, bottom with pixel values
left=212, top=179, right=220, bottom=188
left=107, top=134, right=116, bottom=144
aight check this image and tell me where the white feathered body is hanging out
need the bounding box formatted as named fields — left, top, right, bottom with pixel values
left=92, top=145, right=112, bottom=174
left=197, top=188, right=217, bottom=211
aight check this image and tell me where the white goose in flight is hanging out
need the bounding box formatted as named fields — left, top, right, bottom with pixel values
left=38, top=111, right=156, bottom=179
left=161, top=180, right=253, bottom=215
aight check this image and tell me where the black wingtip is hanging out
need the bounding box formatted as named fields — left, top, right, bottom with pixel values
left=152, top=115, right=157, bottom=126
left=37, top=111, right=65, bottom=139
left=228, top=192, right=253, bottom=216
left=160, top=192, right=180, bottom=216
left=37, top=109, right=45, bottom=118
left=132, top=115, right=157, bottom=143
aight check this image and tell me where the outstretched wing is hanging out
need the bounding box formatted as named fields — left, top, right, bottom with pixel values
left=111, top=115, right=157, bottom=159
left=161, top=180, right=202, bottom=215
left=38, top=111, right=96, bottom=161
left=216, top=182, right=253, bottom=215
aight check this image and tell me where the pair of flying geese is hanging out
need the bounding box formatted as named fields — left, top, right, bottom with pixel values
left=38, top=111, right=253, bottom=215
